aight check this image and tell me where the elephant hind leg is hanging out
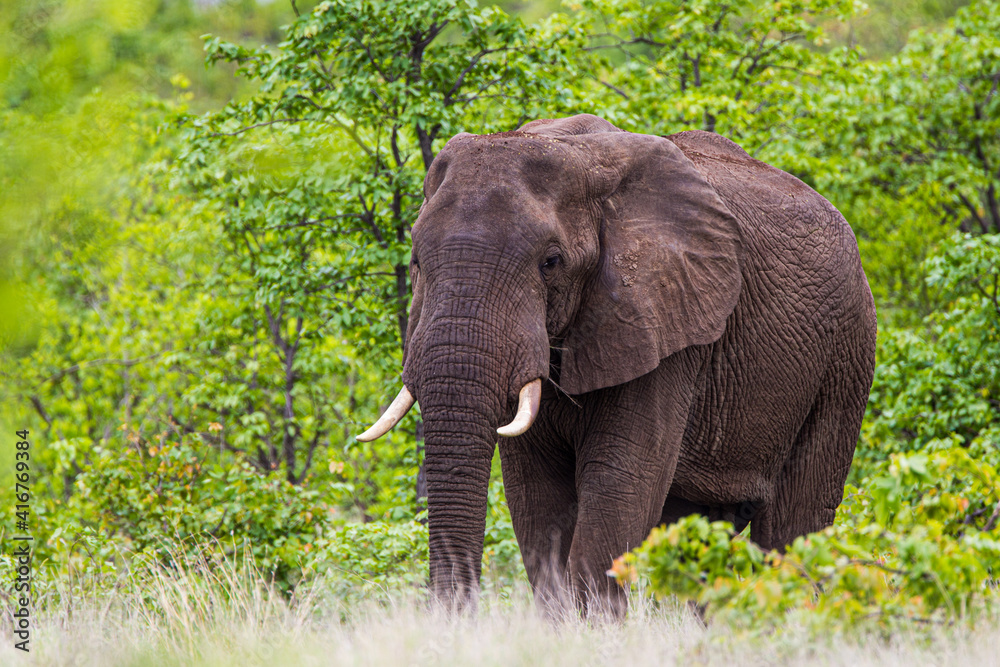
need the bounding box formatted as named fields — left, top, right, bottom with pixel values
left=750, top=360, right=870, bottom=551
left=659, top=496, right=761, bottom=534
left=658, top=496, right=711, bottom=526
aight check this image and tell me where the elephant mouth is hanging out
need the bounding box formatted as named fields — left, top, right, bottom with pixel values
left=355, top=378, right=542, bottom=442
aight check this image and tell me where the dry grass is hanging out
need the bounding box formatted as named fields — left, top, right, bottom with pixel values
left=3, top=553, right=999, bottom=666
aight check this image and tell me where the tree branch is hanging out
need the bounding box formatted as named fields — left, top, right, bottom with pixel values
left=444, top=47, right=509, bottom=102
left=28, top=395, right=52, bottom=427
left=984, top=500, right=1000, bottom=532
left=34, top=354, right=162, bottom=389
left=597, top=78, right=630, bottom=99
left=209, top=118, right=308, bottom=137
left=956, top=190, right=989, bottom=234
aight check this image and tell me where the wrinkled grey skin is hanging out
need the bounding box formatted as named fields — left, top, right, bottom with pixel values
left=396, top=114, right=876, bottom=615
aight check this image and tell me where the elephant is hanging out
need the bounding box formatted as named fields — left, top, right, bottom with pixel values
left=357, top=114, right=877, bottom=616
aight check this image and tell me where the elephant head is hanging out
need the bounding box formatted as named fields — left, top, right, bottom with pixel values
left=358, top=114, right=743, bottom=607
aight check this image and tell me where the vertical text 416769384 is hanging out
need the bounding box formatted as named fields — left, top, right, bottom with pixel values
left=13, top=429, right=32, bottom=653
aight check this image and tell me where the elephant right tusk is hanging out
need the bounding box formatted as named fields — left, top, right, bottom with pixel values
left=357, top=386, right=415, bottom=442
left=497, top=379, right=542, bottom=437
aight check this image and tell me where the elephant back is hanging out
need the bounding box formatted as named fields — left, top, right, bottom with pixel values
left=664, top=130, right=866, bottom=314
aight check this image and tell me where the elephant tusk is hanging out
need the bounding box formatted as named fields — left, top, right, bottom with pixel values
left=497, top=379, right=542, bottom=437
left=357, top=386, right=415, bottom=442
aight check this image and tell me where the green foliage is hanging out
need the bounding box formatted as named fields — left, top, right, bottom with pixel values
left=291, top=460, right=521, bottom=607
left=785, top=0, right=1000, bottom=318
left=842, top=0, right=1000, bottom=236
left=182, top=0, right=577, bottom=369
left=841, top=0, right=970, bottom=56
left=306, top=520, right=430, bottom=607
left=860, top=233, right=1000, bottom=463
left=170, top=0, right=580, bottom=492
left=616, top=498, right=999, bottom=632
left=50, top=433, right=326, bottom=591
left=0, top=0, right=293, bottom=113
left=575, top=0, right=862, bottom=143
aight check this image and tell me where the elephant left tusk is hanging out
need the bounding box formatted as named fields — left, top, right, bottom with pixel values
left=497, top=379, right=542, bottom=437
left=357, top=385, right=415, bottom=442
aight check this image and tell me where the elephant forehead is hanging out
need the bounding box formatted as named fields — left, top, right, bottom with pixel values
left=414, top=179, right=557, bottom=247
left=429, top=132, right=587, bottom=200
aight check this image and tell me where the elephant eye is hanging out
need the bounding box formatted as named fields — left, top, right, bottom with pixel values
left=540, top=253, right=561, bottom=274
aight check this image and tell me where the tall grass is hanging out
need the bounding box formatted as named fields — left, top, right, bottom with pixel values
left=2, top=547, right=998, bottom=666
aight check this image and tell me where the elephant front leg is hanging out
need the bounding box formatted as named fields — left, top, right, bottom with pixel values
left=499, top=412, right=578, bottom=617
left=568, top=456, right=680, bottom=618
left=567, top=357, right=698, bottom=618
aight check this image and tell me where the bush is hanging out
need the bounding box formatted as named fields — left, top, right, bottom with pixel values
left=306, top=520, right=429, bottom=610
left=41, top=431, right=327, bottom=592
left=612, top=505, right=999, bottom=634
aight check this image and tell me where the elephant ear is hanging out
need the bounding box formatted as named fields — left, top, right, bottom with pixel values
left=536, top=123, right=743, bottom=395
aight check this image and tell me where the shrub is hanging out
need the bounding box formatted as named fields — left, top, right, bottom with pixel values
left=43, top=432, right=327, bottom=591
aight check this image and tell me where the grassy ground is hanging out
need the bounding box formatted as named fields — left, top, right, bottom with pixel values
left=3, top=556, right=999, bottom=666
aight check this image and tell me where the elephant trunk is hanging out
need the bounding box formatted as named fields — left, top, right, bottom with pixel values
left=415, top=330, right=545, bottom=608
left=419, top=361, right=505, bottom=609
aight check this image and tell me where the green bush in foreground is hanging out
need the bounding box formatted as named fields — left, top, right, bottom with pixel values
left=612, top=481, right=999, bottom=634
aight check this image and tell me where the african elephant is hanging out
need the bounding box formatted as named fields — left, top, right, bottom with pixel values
left=357, top=114, right=877, bottom=616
